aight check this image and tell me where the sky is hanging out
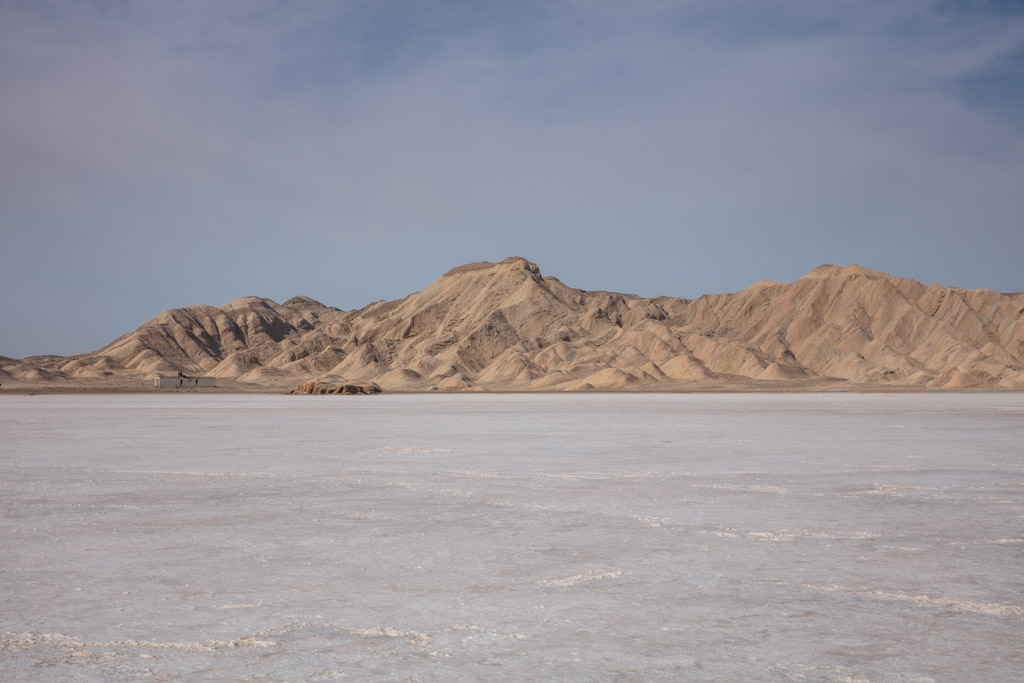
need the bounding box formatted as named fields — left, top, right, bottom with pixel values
left=2, top=0, right=1023, bottom=358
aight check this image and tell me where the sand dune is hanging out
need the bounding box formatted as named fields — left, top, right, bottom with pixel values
left=3, top=257, right=1023, bottom=391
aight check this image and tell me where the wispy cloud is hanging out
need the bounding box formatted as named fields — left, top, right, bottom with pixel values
left=2, top=0, right=1023, bottom=356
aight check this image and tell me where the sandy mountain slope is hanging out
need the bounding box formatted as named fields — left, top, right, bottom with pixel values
left=3, top=257, right=1023, bottom=391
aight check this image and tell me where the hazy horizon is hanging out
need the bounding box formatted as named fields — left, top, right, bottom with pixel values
left=3, top=1, right=1023, bottom=358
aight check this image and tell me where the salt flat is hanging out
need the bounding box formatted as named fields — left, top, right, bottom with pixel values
left=1, top=393, right=1022, bottom=681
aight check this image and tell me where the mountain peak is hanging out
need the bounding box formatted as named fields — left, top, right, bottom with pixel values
left=442, top=256, right=541, bottom=278
left=802, top=264, right=892, bottom=280
left=224, top=296, right=280, bottom=308
left=283, top=295, right=329, bottom=309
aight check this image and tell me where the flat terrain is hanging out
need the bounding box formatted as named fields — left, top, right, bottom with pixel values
left=1, top=394, right=1022, bottom=681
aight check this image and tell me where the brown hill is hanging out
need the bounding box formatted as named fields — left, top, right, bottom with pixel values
left=3, top=257, right=1023, bottom=391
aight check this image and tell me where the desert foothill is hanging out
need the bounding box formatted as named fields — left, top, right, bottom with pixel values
left=3, top=1, right=1024, bottom=681
left=3, top=257, right=1023, bottom=394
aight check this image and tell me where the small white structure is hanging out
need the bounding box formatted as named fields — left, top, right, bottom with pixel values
left=154, top=375, right=215, bottom=389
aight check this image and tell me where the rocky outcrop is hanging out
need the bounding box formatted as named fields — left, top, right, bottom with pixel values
left=3, top=257, right=1023, bottom=391
left=289, top=381, right=383, bottom=396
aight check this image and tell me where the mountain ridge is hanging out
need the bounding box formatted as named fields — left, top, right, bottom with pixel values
left=3, top=257, right=1023, bottom=391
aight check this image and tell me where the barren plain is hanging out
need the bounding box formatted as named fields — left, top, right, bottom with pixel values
left=2, top=393, right=1022, bottom=681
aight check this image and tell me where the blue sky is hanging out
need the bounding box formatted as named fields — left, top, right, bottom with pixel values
left=2, top=0, right=1023, bottom=357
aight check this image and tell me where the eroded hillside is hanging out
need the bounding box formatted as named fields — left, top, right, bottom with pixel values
left=3, top=257, right=1022, bottom=391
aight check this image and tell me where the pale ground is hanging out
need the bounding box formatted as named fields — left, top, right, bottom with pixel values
left=1, top=394, right=1022, bottom=681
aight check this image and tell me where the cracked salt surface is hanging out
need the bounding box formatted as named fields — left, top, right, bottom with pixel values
left=1, top=393, right=1022, bottom=681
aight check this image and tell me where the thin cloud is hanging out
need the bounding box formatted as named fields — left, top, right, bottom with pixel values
left=2, top=1, right=1023, bottom=356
